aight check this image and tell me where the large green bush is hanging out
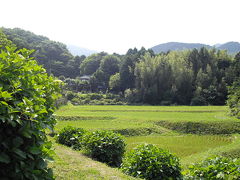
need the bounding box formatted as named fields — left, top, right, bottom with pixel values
left=83, top=130, right=126, bottom=167
left=121, top=144, right=182, bottom=180
left=0, top=47, right=61, bottom=179
left=56, top=126, right=86, bottom=150
left=184, top=156, right=240, bottom=179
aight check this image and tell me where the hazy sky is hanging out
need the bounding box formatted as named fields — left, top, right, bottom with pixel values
left=1, top=0, right=240, bottom=54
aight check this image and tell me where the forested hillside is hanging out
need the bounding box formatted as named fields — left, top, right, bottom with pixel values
left=1, top=27, right=240, bottom=106
left=2, top=28, right=85, bottom=78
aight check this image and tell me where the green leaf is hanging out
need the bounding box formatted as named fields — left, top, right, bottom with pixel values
left=13, top=137, right=24, bottom=148
left=0, top=152, right=10, bottom=163
left=0, top=91, right=12, bottom=99
left=0, top=101, right=8, bottom=106
left=29, top=146, right=41, bottom=155
left=13, top=148, right=26, bottom=159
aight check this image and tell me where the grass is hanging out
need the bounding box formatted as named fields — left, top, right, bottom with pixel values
left=181, top=134, right=240, bottom=168
left=49, top=141, right=138, bottom=180
left=55, top=105, right=239, bottom=132
left=52, top=105, right=240, bottom=177
left=125, top=135, right=233, bottom=157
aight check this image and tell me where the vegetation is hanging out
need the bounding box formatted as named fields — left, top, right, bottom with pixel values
left=0, top=46, right=61, bottom=179
left=83, top=130, right=126, bottom=167
left=121, top=144, right=182, bottom=180
left=3, top=27, right=239, bottom=106
left=49, top=139, right=137, bottom=179
left=56, top=126, right=86, bottom=150
left=227, top=52, right=240, bottom=119
left=55, top=105, right=239, bottom=133
left=56, top=127, right=126, bottom=167
left=2, top=27, right=84, bottom=78
left=55, top=105, right=240, bottom=164
left=1, top=27, right=240, bottom=179
left=64, top=92, right=125, bottom=105
left=125, top=135, right=233, bottom=158
left=184, top=156, right=240, bottom=179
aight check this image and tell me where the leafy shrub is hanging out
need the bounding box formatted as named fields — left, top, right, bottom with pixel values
left=0, top=47, right=61, bottom=179
left=65, top=91, right=76, bottom=101
left=88, top=93, right=103, bottom=100
left=184, top=156, right=240, bottom=179
left=56, top=126, right=86, bottom=150
left=121, top=144, right=182, bottom=180
left=113, top=127, right=162, bottom=136
left=66, top=92, right=126, bottom=105
left=83, top=130, right=126, bottom=167
left=124, top=88, right=139, bottom=103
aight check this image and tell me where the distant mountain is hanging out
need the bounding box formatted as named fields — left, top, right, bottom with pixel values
left=67, top=45, right=97, bottom=56
left=151, top=42, right=211, bottom=54
left=217, top=42, right=240, bottom=54
left=151, top=42, right=240, bottom=54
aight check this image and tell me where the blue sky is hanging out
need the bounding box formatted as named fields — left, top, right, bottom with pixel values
left=1, top=0, right=240, bottom=54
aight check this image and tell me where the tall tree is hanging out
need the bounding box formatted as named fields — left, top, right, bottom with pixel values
left=80, top=52, right=107, bottom=75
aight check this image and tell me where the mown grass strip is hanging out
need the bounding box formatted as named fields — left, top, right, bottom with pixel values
left=49, top=142, right=139, bottom=180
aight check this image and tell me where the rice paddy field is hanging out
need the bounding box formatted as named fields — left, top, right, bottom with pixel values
left=54, top=105, right=240, bottom=169
left=55, top=105, right=239, bottom=131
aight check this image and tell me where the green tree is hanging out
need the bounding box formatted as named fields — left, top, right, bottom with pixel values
left=227, top=79, right=240, bottom=118
left=135, top=53, right=173, bottom=104
left=227, top=53, right=240, bottom=118
left=100, top=55, right=120, bottom=77
left=80, top=52, right=107, bottom=75
left=109, top=73, right=121, bottom=92
left=0, top=47, right=61, bottom=179
left=187, top=48, right=201, bottom=78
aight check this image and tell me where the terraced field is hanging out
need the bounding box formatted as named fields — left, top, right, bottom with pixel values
left=55, top=105, right=240, bottom=134
left=54, top=105, right=240, bottom=166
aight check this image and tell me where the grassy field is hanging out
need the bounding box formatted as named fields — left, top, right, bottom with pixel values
left=55, top=105, right=239, bottom=132
left=125, top=135, right=232, bottom=157
left=52, top=105, right=240, bottom=178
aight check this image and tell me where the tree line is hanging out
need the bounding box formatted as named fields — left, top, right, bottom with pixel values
left=64, top=47, right=239, bottom=106
left=1, top=27, right=240, bottom=107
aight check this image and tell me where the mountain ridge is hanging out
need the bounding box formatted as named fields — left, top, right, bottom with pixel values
left=67, top=44, right=97, bottom=56
left=151, top=41, right=240, bottom=54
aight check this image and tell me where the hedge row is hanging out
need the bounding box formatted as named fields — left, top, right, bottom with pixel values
left=56, top=126, right=125, bottom=167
